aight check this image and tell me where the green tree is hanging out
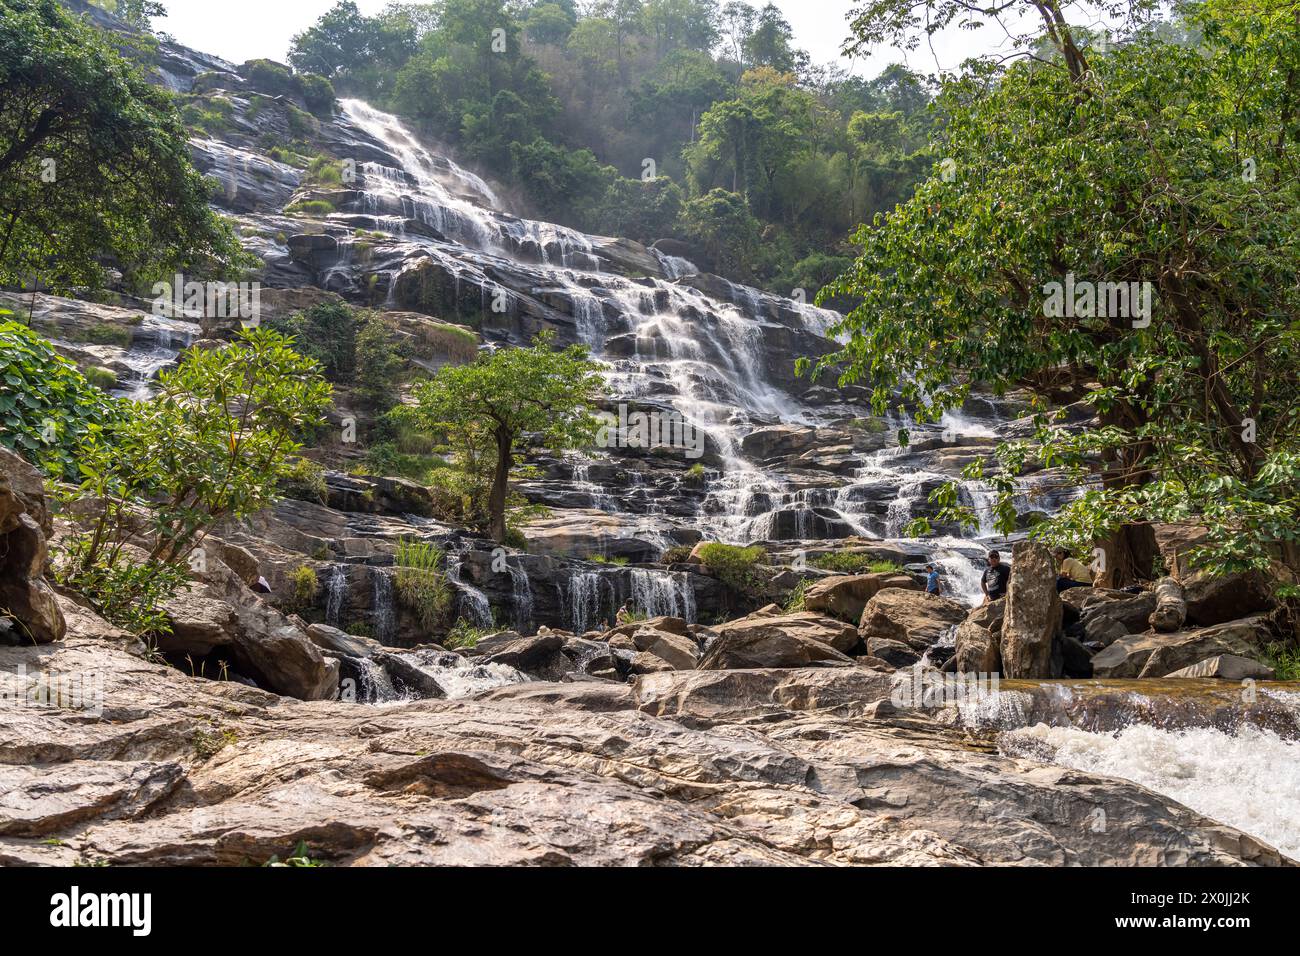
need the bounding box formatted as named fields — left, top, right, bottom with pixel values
left=817, top=0, right=1300, bottom=578
left=407, top=331, right=604, bottom=542
left=0, top=0, right=245, bottom=291
left=677, top=188, right=761, bottom=278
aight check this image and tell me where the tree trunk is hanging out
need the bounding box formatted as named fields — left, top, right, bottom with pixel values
left=488, top=426, right=512, bottom=544
left=1095, top=523, right=1160, bottom=590
left=1148, top=576, right=1187, bottom=632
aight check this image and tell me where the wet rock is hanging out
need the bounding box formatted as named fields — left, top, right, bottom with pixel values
left=0, top=447, right=65, bottom=645
left=1000, top=542, right=1062, bottom=678
left=1091, top=617, right=1274, bottom=679
left=480, top=634, right=570, bottom=679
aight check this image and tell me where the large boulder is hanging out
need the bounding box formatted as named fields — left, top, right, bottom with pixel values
left=1000, top=542, right=1061, bottom=678
left=804, top=572, right=917, bottom=623
left=0, top=448, right=65, bottom=645
left=1156, top=524, right=1277, bottom=626
left=858, top=588, right=966, bottom=663
left=1091, top=617, right=1273, bottom=679
left=699, top=612, right=856, bottom=669
left=631, top=627, right=700, bottom=670
left=954, top=621, right=1001, bottom=675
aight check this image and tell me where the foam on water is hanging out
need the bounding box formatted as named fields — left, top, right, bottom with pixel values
left=1000, top=722, right=1300, bottom=861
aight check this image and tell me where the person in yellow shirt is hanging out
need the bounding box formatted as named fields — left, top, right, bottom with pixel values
left=1053, top=548, right=1094, bottom=593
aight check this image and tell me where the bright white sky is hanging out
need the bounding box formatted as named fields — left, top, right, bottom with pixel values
left=154, top=0, right=1057, bottom=78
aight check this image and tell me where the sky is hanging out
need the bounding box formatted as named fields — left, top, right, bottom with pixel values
left=154, top=0, right=1052, bottom=78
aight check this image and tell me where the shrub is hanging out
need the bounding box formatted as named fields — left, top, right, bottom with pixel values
left=696, top=543, right=769, bottom=597
left=83, top=367, right=117, bottom=391
left=812, top=553, right=903, bottom=574
left=56, top=555, right=188, bottom=641
left=660, top=545, right=694, bottom=564
left=354, top=314, right=405, bottom=411
left=393, top=539, right=452, bottom=632
left=284, top=199, right=336, bottom=217
left=682, top=463, right=707, bottom=484
left=783, top=578, right=810, bottom=613
left=280, top=456, right=328, bottom=504
left=290, top=565, right=319, bottom=607
left=445, top=620, right=490, bottom=650
left=78, top=323, right=134, bottom=347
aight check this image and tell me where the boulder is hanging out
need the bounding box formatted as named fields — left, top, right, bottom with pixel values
left=999, top=542, right=1061, bottom=678
left=631, top=628, right=700, bottom=670
left=1091, top=617, right=1273, bottom=679
left=160, top=590, right=241, bottom=656
left=0, top=448, right=65, bottom=645
left=1182, top=571, right=1276, bottom=628
left=306, top=623, right=384, bottom=660
left=858, top=588, right=966, bottom=657
left=606, top=616, right=690, bottom=641
left=954, top=621, right=1001, bottom=675
left=804, top=572, right=917, bottom=622
left=716, top=611, right=859, bottom=653
left=699, top=613, right=856, bottom=670
left=1163, top=654, right=1275, bottom=681
left=480, top=634, right=571, bottom=679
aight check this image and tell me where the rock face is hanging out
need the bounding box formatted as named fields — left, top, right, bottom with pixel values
left=0, top=448, right=65, bottom=645
left=803, top=572, right=916, bottom=623
left=1000, top=542, right=1061, bottom=678
left=0, top=631, right=1288, bottom=867
left=1091, top=617, right=1273, bottom=679
left=858, top=588, right=966, bottom=666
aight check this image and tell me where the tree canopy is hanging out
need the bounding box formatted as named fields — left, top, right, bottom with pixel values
left=0, top=0, right=245, bottom=291
left=815, top=0, right=1300, bottom=580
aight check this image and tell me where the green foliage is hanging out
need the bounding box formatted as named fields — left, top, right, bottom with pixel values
left=354, top=313, right=406, bottom=411
left=444, top=619, right=490, bottom=650
left=0, top=0, right=246, bottom=291
left=660, top=545, right=695, bottom=564
left=267, top=302, right=358, bottom=381
left=589, top=554, right=630, bottom=566
left=279, top=456, right=328, bottom=504
left=406, top=331, right=604, bottom=542
left=290, top=565, right=319, bottom=607
left=284, top=199, right=337, bottom=217
left=823, top=0, right=1300, bottom=580
left=393, top=539, right=452, bottom=632
left=0, top=320, right=121, bottom=480
left=811, top=553, right=902, bottom=574
left=83, top=367, right=118, bottom=391
left=57, top=556, right=188, bottom=640
left=783, top=577, right=810, bottom=613
left=696, top=542, right=769, bottom=597
left=1263, top=642, right=1300, bottom=682
left=264, top=840, right=326, bottom=867
left=677, top=189, right=762, bottom=280
left=62, top=328, right=331, bottom=580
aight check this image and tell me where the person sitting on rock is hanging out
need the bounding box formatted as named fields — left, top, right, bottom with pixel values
left=1053, top=548, right=1094, bottom=593
left=614, top=604, right=632, bottom=625
left=925, top=564, right=943, bottom=595
left=981, top=550, right=1010, bottom=604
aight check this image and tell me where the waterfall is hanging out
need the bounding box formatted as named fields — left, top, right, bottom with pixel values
left=629, top=569, right=696, bottom=622
left=446, top=552, right=493, bottom=629
left=372, top=568, right=395, bottom=644
left=325, top=565, right=347, bottom=625
left=405, top=648, right=528, bottom=698
left=354, top=657, right=398, bottom=703
left=507, top=559, right=534, bottom=634
left=566, top=571, right=609, bottom=634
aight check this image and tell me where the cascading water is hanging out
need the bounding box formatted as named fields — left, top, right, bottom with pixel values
left=507, top=559, right=534, bottom=634
left=371, top=568, right=395, bottom=644
left=629, top=569, right=696, bottom=622
left=446, top=552, right=493, bottom=629
left=324, top=565, right=347, bottom=625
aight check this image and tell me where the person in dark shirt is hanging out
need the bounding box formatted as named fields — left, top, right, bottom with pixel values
left=981, top=550, right=1011, bottom=603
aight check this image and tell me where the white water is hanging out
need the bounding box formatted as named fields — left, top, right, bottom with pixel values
left=1000, top=723, right=1300, bottom=861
